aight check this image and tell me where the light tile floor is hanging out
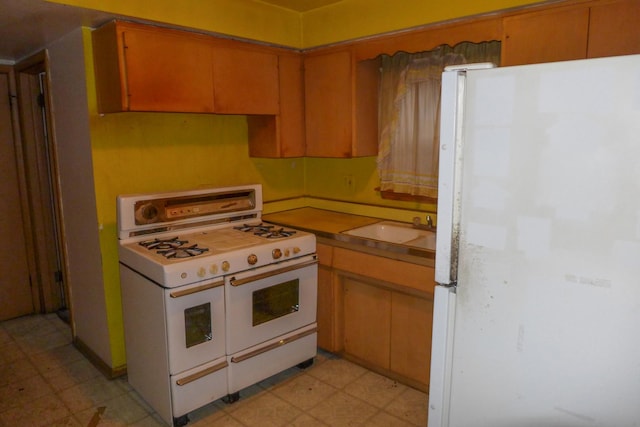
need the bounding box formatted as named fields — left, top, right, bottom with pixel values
left=0, top=314, right=428, bottom=427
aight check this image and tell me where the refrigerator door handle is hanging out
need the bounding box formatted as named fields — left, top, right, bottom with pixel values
left=435, top=69, right=466, bottom=286
left=435, top=63, right=497, bottom=287
left=428, top=284, right=457, bottom=427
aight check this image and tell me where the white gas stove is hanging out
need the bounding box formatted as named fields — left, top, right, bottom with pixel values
left=117, top=185, right=317, bottom=427
left=117, top=184, right=316, bottom=287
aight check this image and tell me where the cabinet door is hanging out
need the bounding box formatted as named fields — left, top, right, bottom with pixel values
left=121, top=27, right=215, bottom=113
left=588, top=0, right=640, bottom=58
left=343, top=277, right=391, bottom=368
left=213, top=45, right=279, bottom=114
left=501, top=6, right=589, bottom=66
left=248, top=53, right=305, bottom=158
left=390, top=292, right=433, bottom=389
left=304, top=50, right=353, bottom=157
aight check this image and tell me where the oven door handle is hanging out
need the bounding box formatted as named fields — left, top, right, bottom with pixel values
left=229, top=258, right=318, bottom=287
left=169, top=279, right=225, bottom=298
left=175, top=360, right=228, bottom=386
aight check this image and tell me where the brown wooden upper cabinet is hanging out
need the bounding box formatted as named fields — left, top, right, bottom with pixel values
left=588, top=0, right=640, bottom=58
left=501, top=6, right=590, bottom=66
left=93, top=21, right=215, bottom=113
left=212, top=45, right=279, bottom=115
left=92, top=21, right=279, bottom=115
left=502, top=0, right=640, bottom=66
left=304, top=49, right=378, bottom=158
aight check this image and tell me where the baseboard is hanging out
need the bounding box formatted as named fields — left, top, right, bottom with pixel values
left=340, top=352, right=428, bottom=393
left=73, top=336, right=127, bottom=379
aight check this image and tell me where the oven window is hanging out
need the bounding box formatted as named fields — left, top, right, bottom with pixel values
left=252, top=279, right=299, bottom=326
left=184, top=303, right=212, bottom=348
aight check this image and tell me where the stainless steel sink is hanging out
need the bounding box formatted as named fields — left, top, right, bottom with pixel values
left=342, top=221, right=436, bottom=250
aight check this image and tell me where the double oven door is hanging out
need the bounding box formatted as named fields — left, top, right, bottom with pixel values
left=119, top=265, right=228, bottom=425
left=165, top=279, right=226, bottom=374
left=164, top=279, right=228, bottom=420
left=224, top=254, right=318, bottom=393
left=225, top=254, right=318, bottom=355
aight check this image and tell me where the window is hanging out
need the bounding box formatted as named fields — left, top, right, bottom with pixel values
left=377, top=41, right=501, bottom=201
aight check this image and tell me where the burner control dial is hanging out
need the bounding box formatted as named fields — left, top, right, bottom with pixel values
left=197, top=267, right=206, bottom=278
left=209, top=264, right=218, bottom=275
left=293, top=247, right=301, bottom=254
left=272, top=249, right=282, bottom=260
left=222, top=261, right=230, bottom=272
left=248, top=254, right=258, bottom=265
left=284, top=249, right=290, bottom=257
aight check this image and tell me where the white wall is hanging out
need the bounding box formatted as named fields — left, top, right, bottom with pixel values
left=46, top=28, right=112, bottom=368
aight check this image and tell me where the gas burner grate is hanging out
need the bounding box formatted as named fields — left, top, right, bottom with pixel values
left=139, top=237, right=209, bottom=259
left=139, top=237, right=189, bottom=250
left=233, top=223, right=297, bottom=239
left=157, top=244, right=209, bottom=259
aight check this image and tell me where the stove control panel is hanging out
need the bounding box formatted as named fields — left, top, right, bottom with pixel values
left=121, top=228, right=317, bottom=287
left=222, top=261, right=231, bottom=272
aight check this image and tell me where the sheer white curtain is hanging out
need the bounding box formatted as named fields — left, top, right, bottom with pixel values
left=377, top=42, right=501, bottom=198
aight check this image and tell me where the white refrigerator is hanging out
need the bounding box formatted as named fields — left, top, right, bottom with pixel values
left=429, top=54, right=640, bottom=427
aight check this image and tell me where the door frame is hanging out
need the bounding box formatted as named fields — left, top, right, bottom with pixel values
left=14, top=51, right=71, bottom=322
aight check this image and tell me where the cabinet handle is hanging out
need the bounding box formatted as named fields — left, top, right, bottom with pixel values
left=121, top=32, right=132, bottom=109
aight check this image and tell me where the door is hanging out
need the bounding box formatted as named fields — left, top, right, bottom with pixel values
left=434, top=55, right=640, bottom=426
left=225, top=255, right=318, bottom=354
left=0, top=67, right=33, bottom=320
left=165, top=279, right=226, bottom=375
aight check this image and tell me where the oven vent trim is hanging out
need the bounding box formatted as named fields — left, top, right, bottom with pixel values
left=126, top=214, right=259, bottom=238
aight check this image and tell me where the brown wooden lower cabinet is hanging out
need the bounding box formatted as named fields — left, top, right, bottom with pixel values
left=343, top=277, right=391, bottom=368
left=316, top=241, right=435, bottom=392
left=390, top=291, right=433, bottom=388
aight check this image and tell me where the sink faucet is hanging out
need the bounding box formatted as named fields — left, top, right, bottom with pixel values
left=412, top=215, right=435, bottom=230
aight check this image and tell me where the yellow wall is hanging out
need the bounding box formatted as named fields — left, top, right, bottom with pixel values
left=83, top=30, right=304, bottom=366
left=67, top=0, right=543, bottom=367
left=53, top=0, right=544, bottom=48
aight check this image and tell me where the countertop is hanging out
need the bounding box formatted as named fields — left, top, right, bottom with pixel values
left=263, top=207, right=435, bottom=266
left=263, top=207, right=380, bottom=235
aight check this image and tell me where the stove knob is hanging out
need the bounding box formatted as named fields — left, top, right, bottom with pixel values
left=197, top=267, right=206, bottom=278
left=222, top=261, right=230, bottom=272
left=209, top=264, right=218, bottom=275
left=284, top=249, right=290, bottom=257
left=272, top=248, right=282, bottom=260
left=248, top=254, right=258, bottom=265
left=293, top=247, right=301, bottom=254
